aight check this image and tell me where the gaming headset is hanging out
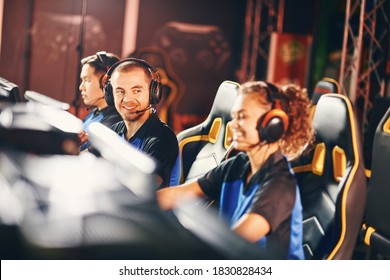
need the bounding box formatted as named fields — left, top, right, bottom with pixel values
left=95, top=51, right=112, bottom=89
left=96, top=51, right=112, bottom=71
left=102, top=58, right=162, bottom=107
left=257, top=82, right=290, bottom=144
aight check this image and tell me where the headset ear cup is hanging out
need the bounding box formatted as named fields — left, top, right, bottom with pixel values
left=101, top=73, right=114, bottom=107
left=257, top=109, right=289, bottom=143
left=257, top=114, right=267, bottom=143
left=150, top=79, right=162, bottom=105
left=103, top=81, right=114, bottom=107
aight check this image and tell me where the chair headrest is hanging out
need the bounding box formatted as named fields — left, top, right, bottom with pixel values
left=208, top=81, right=239, bottom=121
left=311, top=78, right=340, bottom=105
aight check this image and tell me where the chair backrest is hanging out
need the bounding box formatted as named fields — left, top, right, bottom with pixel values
left=292, top=94, right=367, bottom=259
left=363, top=106, right=390, bottom=258
left=177, top=80, right=239, bottom=183
left=362, top=97, right=390, bottom=172
left=291, top=77, right=342, bottom=176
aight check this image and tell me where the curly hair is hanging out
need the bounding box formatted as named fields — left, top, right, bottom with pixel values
left=240, top=81, right=313, bottom=160
left=279, top=84, right=313, bottom=160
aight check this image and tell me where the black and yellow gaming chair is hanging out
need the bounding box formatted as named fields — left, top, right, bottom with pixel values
left=292, top=93, right=367, bottom=259
left=363, top=106, right=390, bottom=259
left=362, top=97, right=390, bottom=176
left=177, top=80, right=239, bottom=183
left=290, top=78, right=342, bottom=169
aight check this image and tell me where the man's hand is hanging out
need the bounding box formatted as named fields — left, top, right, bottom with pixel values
left=78, top=130, right=89, bottom=145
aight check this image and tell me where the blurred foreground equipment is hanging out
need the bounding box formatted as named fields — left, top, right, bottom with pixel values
left=0, top=104, right=267, bottom=259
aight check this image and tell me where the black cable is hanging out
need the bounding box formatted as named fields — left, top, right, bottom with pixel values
left=72, top=0, right=88, bottom=117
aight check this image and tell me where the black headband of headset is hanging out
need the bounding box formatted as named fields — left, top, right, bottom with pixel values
left=95, top=51, right=112, bottom=70
left=105, top=57, right=160, bottom=81
left=262, top=82, right=285, bottom=104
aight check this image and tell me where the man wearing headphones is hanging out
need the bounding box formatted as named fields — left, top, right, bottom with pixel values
left=78, top=51, right=122, bottom=151
left=103, top=58, right=180, bottom=189
left=157, top=81, right=313, bottom=259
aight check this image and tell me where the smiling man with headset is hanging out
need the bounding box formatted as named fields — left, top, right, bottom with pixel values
left=102, top=58, right=180, bottom=189
left=78, top=51, right=122, bottom=150
left=157, top=81, right=314, bottom=259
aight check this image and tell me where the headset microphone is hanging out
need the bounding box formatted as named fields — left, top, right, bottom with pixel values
left=134, top=104, right=153, bottom=114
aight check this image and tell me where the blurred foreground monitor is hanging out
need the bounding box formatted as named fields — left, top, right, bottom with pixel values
left=0, top=111, right=268, bottom=260
left=0, top=101, right=82, bottom=155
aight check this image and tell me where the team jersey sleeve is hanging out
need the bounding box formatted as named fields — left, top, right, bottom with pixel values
left=198, top=155, right=242, bottom=200
left=142, top=130, right=179, bottom=187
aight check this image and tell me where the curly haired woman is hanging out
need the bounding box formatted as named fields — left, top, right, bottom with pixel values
left=158, top=81, right=313, bottom=259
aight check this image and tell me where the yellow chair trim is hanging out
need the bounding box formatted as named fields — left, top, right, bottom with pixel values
left=383, top=116, right=390, bottom=134
left=365, top=169, right=371, bottom=179
left=179, top=135, right=209, bottom=151
left=224, top=121, right=233, bottom=149
left=332, top=146, right=346, bottom=182
left=310, top=105, right=316, bottom=120
left=179, top=134, right=209, bottom=182
left=322, top=77, right=341, bottom=94
left=312, top=143, right=326, bottom=176
left=178, top=118, right=222, bottom=183
left=364, top=226, right=376, bottom=246
left=292, top=164, right=312, bottom=174
left=208, top=118, right=222, bottom=144
left=178, top=118, right=222, bottom=151
left=327, top=94, right=361, bottom=260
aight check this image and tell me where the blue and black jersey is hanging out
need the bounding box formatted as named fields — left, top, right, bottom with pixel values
left=198, top=151, right=304, bottom=260
left=111, top=113, right=180, bottom=189
left=81, top=106, right=122, bottom=151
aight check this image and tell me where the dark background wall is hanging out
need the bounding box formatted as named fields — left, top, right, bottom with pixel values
left=3, top=0, right=384, bottom=132
left=0, top=0, right=125, bottom=108
left=135, top=0, right=246, bottom=119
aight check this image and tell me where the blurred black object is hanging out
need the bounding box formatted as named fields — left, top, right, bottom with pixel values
left=174, top=198, right=272, bottom=259
left=0, top=101, right=82, bottom=155
left=0, top=148, right=256, bottom=260
left=0, top=77, right=22, bottom=103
